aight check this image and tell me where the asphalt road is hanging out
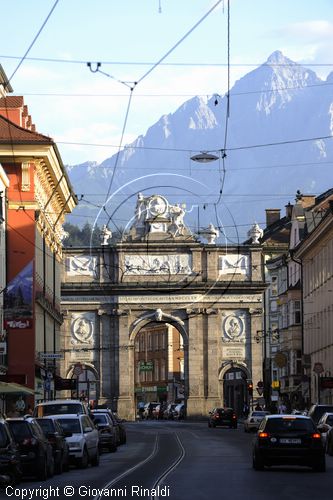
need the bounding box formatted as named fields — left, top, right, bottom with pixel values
left=2, top=420, right=333, bottom=500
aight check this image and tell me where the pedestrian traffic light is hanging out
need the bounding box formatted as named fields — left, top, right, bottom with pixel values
left=247, top=382, right=253, bottom=396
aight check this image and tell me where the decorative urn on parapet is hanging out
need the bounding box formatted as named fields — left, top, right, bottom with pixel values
left=199, top=223, right=219, bottom=244
left=247, top=222, right=263, bottom=244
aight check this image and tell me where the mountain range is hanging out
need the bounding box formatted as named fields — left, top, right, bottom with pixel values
left=66, top=50, right=333, bottom=243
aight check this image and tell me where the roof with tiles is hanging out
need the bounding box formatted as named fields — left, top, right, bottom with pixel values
left=0, top=113, right=53, bottom=144
left=0, top=96, right=24, bottom=108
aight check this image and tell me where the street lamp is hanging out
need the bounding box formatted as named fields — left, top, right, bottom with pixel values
left=190, top=151, right=220, bottom=163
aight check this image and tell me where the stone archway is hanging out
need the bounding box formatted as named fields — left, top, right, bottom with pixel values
left=127, top=309, right=189, bottom=418
left=66, top=363, right=99, bottom=404
left=219, top=362, right=251, bottom=416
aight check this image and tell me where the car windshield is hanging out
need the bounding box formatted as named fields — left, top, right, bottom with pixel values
left=37, top=404, right=84, bottom=416
left=7, top=421, right=31, bottom=441
left=57, top=418, right=81, bottom=434
left=265, top=418, right=315, bottom=433
left=36, top=419, right=54, bottom=433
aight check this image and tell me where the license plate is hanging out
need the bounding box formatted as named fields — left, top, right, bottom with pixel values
left=279, top=438, right=301, bottom=444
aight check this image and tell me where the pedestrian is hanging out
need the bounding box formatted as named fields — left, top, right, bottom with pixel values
left=243, top=403, right=249, bottom=418
left=278, top=402, right=287, bottom=414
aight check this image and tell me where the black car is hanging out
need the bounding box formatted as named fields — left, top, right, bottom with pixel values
left=36, top=417, right=70, bottom=473
left=0, top=418, right=22, bottom=485
left=7, top=417, right=54, bottom=480
left=208, top=408, right=237, bottom=428
left=252, top=414, right=326, bottom=471
left=90, top=412, right=117, bottom=452
left=307, top=404, right=333, bottom=425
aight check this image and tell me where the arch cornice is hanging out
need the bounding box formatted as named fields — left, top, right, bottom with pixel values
left=128, top=308, right=188, bottom=345
left=66, top=362, right=99, bottom=379
left=218, top=361, right=251, bottom=381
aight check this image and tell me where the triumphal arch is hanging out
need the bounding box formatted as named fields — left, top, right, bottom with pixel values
left=61, top=194, right=265, bottom=420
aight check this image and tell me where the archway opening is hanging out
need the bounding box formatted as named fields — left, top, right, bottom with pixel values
left=223, top=367, right=248, bottom=416
left=71, top=366, right=98, bottom=407
left=134, top=321, right=185, bottom=411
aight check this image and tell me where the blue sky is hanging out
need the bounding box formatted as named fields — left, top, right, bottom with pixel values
left=1, top=0, right=333, bottom=165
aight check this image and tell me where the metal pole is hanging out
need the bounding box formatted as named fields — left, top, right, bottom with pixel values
left=318, top=373, right=321, bottom=404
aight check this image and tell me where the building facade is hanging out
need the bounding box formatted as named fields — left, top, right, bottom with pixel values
left=0, top=68, right=77, bottom=411
left=295, top=190, right=333, bottom=405
left=61, top=194, right=266, bottom=420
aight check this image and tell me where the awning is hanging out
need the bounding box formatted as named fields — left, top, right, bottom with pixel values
left=0, top=381, right=35, bottom=395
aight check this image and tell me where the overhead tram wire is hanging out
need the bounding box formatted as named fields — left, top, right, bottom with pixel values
left=0, top=0, right=60, bottom=210
left=6, top=0, right=60, bottom=84
left=216, top=0, right=230, bottom=207
left=2, top=53, right=333, bottom=68
left=96, top=0, right=224, bottom=227
left=57, top=132, right=333, bottom=154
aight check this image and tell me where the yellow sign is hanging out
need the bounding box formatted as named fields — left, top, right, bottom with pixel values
left=271, top=380, right=280, bottom=389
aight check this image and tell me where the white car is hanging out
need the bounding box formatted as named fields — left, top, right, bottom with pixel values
left=33, top=399, right=89, bottom=417
left=244, top=411, right=270, bottom=432
left=56, top=414, right=99, bottom=468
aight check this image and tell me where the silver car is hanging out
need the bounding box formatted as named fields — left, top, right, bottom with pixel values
left=244, top=411, right=270, bottom=432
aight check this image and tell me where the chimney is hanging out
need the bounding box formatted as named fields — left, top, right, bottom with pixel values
left=265, top=209, right=281, bottom=227
left=285, top=202, right=293, bottom=219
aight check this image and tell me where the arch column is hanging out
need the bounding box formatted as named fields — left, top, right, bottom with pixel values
left=186, top=308, right=205, bottom=418
left=249, top=307, right=264, bottom=387
left=205, top=308, right=220, bottom=411
left=117, top=309, right=135, bottom=421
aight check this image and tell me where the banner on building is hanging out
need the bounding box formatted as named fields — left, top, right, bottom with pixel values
left=4, top=261, right=33, bottom=329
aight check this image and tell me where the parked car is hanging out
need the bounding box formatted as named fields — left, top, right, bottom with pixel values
left=91, top=409, right=121, bottom=445
left=252, top=414, right=326, bottom=471
left=56, top=414, right=99, bottom=468
left=36, top=417, right=70, bottom=473
left=33, top=399, right=89, bottom=418
left=208, top=408, right=237, bottom=428
left=244, top=411, right=270, bottom=432
left=143, top=402, right=159, bottom=420
left=316, top=412, right=333, bottom=448
left=173, top=403, right=186, bottom=420
left=90, top=412, right=117, bottom=452
left=7, top=417, right=54, bottom=480
left=163, top=403, right=177, bottom=420
left=0, top=418, right=22, bottom=485
left=307, top=404, right=333, bottom=425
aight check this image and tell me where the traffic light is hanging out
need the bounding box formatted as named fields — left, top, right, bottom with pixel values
left=247, top=382, right=253, bottom=396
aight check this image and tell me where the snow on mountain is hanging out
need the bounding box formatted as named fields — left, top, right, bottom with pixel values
left=66, top=51, right=333, bottom=239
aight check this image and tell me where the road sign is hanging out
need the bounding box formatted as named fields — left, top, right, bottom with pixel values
left=256, top=387, right=264, bottom=396
left=44, top=379, right=51, bottom=391
left=257, top=380, right=264, bottom=388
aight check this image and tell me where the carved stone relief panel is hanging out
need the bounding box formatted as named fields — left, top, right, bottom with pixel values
left=219, top=254, right=250, bottom=277
left=221, top=310, right=248, bottom=343
left=66, top=255, right=97, bottom=277
left=123, top=254, right=192, bottom=275
left=70, top=312, right=95, bottom=346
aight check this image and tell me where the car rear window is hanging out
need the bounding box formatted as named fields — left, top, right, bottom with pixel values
left=7, top=421, right=31, bottom=441
left=92, top=414, right=108, bottom=424
left=265, top=418, right=315, bottom=433
left=252, top=412, right=267, bottom=417
left=57, top=418, right=81, bottom=434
